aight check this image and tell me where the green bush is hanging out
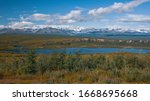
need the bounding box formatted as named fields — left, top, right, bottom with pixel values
left=37, top=56, right=49, bottom=75
left=113, top=55, right=125, bottom=69
left=49, top=53, right=66, bottom=70
left=96, top=55, right=107, bottom=69
left=23, top=50, right=37, bottom=75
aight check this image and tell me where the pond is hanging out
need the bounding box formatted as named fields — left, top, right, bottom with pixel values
left=2, top=48, right=150, bottom=54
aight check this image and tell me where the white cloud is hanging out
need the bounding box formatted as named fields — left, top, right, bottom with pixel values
left=22, top=13, right=51, bottom=21
left=8, top=21, right=34, bottom=29
left=5, top=10, right=84, bottom=29
left=3, top=1, right=149, bottom=30
left=59, top=10, right=83, bottom=24
left=0, top=25, right=6, bottom=29
left=88, top=0, right=149, bottom=16
left=117, top=14, right=150, bottom=23
left=20, top=10, right=83, bottom=25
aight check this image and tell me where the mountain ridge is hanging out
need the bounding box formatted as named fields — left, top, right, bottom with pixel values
left=0, top=25, right=150, bottom=36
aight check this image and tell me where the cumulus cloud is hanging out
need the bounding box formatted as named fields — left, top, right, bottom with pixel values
left=88, top=0, right=149, bottom=16
left=59, top=10, right=83, bottom=24
left=23, top=13, right=51, bottom=21
left=3, top=0, right=149, bottom=29
left=117, top=14, right=150, bottom=23
left=8, top=21, right=34, bottom=29
left=20, top=10, right=83, bottom=25
left=5, top=9, right=84, bottom=29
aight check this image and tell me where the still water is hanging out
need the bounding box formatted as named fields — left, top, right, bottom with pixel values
left=3, top=48, right=150, bottom=54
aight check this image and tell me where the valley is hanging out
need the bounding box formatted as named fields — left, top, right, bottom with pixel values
left=0, top=34, right=150, bottom=51
left=0, top=34, right=150, bottom=84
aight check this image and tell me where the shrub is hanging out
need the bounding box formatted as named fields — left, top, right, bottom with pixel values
left=126, top=56, right=148, bottom=69
left=23, top=50, right=37, bottom=75
left=127, top=56, right=139, bottom=69
left=49, top=53, right=66, bottom=70
left=37, top=56, right=49, bottom=75
left=64, top=54, right=81, bottom=71
left=126, top=68, right=141, bottom=82
left=85, top=55, right=97, bottom=69
left=113, top=55, right=125, bottom=69
left=96, top=55, right=107, bottom=69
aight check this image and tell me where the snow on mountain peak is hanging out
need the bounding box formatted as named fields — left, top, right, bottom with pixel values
left=0, top=24, right=150, bottom=34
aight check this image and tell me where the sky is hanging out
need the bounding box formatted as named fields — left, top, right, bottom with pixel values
left=0, top=0, right=150, bottom=29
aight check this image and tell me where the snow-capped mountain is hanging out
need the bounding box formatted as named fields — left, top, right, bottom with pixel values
left=0, top=25, right=150, bottom=36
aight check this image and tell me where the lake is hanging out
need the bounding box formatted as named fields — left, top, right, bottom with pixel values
left=2, top=48, right=150, bottom=54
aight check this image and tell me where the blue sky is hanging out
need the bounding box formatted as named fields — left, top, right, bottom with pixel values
left=0, top=0, right=150, bottom=29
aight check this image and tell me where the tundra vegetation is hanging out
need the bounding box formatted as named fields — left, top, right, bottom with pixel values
left=0, top=34, right=150, bottom=50
left=0, top=51, right=150, bottom=83
left=0, top=34, right=150, bottom=83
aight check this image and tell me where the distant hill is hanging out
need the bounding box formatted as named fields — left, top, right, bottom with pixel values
left=0, top=25, right=150, bottom=37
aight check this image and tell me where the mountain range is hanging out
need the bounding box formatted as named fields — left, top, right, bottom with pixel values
left=0, top=25, right=150, bottom=36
